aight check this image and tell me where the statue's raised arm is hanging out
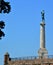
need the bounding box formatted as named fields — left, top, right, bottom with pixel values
left=41, top=10, right=45, bottom=21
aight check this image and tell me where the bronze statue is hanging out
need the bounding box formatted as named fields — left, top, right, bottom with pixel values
left=41, top=10, right=45, bottom=21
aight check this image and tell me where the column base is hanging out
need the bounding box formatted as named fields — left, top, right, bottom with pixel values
left=38, top=48, right=48, bottom=58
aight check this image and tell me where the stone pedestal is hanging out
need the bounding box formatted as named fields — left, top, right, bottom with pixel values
left=38, top=48, right=48, bottom=58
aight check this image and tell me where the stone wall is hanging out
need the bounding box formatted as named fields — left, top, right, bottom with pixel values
left=4, top=53, right=53, bottom=65
left=6, top=58, right=53, bottom=65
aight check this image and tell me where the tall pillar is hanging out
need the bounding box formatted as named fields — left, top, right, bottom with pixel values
left=38, top=10, right=48, bottom=58
left=40, top=21, right=45, bottom=49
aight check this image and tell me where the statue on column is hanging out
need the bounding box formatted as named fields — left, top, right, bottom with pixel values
left=0, top=0, right=11, bottom=13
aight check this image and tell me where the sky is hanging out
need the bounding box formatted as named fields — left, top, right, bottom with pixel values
left=0, top=0, right=53, bottom=65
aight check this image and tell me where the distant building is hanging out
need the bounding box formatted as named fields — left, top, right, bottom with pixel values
left=4, top=10, right=53, bottom=65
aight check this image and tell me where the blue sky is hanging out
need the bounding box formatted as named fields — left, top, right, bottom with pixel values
left=0, top=0, right=53, bottom=65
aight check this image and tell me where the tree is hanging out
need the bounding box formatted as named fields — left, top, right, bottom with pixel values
left=0, top=21, right=5, bottom=39
left=0, top=0, right=11, bottom=13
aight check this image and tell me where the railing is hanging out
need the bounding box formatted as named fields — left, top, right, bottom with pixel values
left=48, top=55, right=53, bottom=59
left=11, top=55, right=53, bottom=61
left=11, top=56, right=37, bottom=61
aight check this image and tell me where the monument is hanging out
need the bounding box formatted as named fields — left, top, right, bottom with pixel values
left=38, top=10, right=48, bottom=58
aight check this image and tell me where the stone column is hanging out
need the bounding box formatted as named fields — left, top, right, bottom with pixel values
left=40, top=21, right=45, bottom=49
